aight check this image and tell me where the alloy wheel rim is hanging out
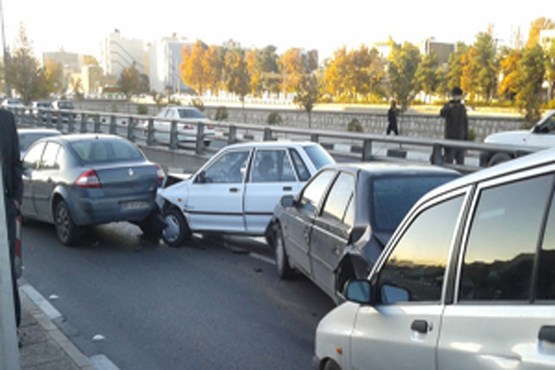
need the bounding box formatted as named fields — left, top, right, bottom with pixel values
left=163, top=214, right=180, bottom=242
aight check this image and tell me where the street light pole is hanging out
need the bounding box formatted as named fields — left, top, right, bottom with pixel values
left=0, top=0, right=10, bottom=97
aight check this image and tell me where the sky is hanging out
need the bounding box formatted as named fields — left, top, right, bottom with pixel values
left=1, top=0, right=551, bottom=61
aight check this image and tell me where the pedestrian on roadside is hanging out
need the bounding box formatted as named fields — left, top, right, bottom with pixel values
left=440, top=87, right=468, bottom=164
left=386, top=99, right=400, bottom=135
left=0, top=108, right=23, bottom=328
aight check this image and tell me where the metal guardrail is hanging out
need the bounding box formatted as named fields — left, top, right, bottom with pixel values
left=10, top=107, right=543, bottom=173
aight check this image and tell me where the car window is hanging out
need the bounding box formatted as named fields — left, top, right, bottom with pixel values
left=251, top=149, right=296, bottom=183
left=460, top=175, right=552, bottom=302
left=177, top=108, right=206, bottom=119
left=321, top=172, right=355, bottom=225
left=377, top=195, right=464, bottom=304
left=41, top=142, right=61, bottom=170
left=70, top=139, right=144, bottom=163
left=299, top=170, right=337, bottom=214
left=372, top=175, right=458, bottom=232
left=303, top=145, right=335, bottom=169
left=289, top=149, right=311, bottom=181
left=23, top=142, right=46, bottom=170
left=538, top=190, right=555, bottom=300
left=202, top=150, right=250, bottom=184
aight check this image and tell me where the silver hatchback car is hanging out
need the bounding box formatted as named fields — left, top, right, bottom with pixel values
left=21, top=134, right=165, bottom=245
left=314, top=148, right=555, bottom=370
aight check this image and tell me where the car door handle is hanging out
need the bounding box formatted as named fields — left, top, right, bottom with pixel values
left=539, top=326, right=555, bottom=343
left=229, top=187, right=239, bottom=193
left=411, top=320, right=428, bottom=334
left=282, top=186, right=292, bottom=191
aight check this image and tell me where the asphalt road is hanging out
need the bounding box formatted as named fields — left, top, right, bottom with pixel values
left=21, top=220, right=335, bottom=370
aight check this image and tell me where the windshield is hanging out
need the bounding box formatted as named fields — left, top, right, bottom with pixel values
left=58, top=101, right=74, bottom=109
left=70, top=139, right=144, bottom=163
left=177, top=108, right=206, bottom=119
left=303, top=145, right=335, bottom=169
left=372, top=174, right=458, bottom=232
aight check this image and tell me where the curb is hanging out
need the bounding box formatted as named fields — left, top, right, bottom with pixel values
left=19, top=280, right=118, bottom=370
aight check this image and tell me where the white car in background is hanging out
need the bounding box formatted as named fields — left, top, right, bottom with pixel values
left=480, top=110, right=555, bottom=166
left=157, top=141, right=335, bottom=247
left=145, top=106, right=216, bottom=146
left=2, top=98, right=25, bottom=109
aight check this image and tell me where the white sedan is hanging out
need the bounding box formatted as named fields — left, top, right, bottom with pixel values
left=144, top=106, right=216, bottom=146
left=156, top=141, right=335, bottom=247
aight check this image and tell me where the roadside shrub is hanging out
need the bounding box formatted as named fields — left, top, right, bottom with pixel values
left=267, top=111, right=282, bottom=125
left=467, top=128, right=476, bottom=141
left=214, top=106, right=229, bottom=121
left=190, top=98, right=205, bottom=112
left=137, top=104, right=148, bottom=115
left=347, top=118, right=363, bottom=132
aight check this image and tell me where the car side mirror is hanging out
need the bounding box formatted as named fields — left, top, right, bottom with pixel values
left=349, top=226, right=367, bottom=244
left=381, top=284, right=410, bottom=304
left=345, top=280, right=372, bottom=304
left=280, top=195, right=296, bottom=208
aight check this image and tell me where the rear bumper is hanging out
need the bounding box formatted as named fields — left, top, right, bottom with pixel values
left=69, top=193, right=156, bottom=225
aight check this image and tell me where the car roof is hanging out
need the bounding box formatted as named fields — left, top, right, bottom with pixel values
left=324, top=161, right=460, bottom=176
left=421, top=147, right=555, bottom=202
left=223, top=141, right=322, bottom=150
left=48, top=133, right=124, bottom=143
left=18, top=128, right=61, bottom=135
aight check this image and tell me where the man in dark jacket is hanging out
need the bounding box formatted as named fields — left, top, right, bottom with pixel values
left=0, top=108, right=23, bottom=327
left=440, top=87, right=468, bottom=164
left=387, top=99, right=400, bottom=135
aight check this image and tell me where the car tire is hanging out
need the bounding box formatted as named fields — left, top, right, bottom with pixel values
left=488, top=152, right=512, bottom=166
left=161, top=207, right=191, bottom=247
left=138, top=210, right=164, bottom=241
left=274, top=225, right=293, bottom=279
left=323, top=360, right=341, bottom=370
left=54, top=200, right=80, bottom=246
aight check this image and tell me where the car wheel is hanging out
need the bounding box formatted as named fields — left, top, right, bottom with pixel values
left=138, top=210, right=164, bottom=241
left=323, top=359, right=341, bottom=370
left=161, top=207, right=191, bottom=247
left=274, top=225, right=293, bottom=279
left=488, top=152, right=512, bottom=166
left=54, top=200, right=80, bottom=246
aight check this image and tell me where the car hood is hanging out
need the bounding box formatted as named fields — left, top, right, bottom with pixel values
left=155, top=177, right=193, bottom=208
left=484, top=130, right=530, bottom=145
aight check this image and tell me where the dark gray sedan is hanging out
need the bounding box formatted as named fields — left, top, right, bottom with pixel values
left=21, top=134, right=165, bottom=245
left=268, top=162, right=460, bottom=303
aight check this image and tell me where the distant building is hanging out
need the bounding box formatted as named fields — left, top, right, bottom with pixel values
left=42, top=51, right=82, bottom=72
left=421, top=38, right=455, bottom=66
left=101, top=30, right=146, bottom=78
left=147, top=35, right=191, bottom=93
left=540, top=29, right=555, bottom=50
left=81, top=65, right=104, bottom=96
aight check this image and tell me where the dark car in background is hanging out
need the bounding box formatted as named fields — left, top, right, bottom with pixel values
left=269, top=162, right=460, bottom=303
left=17, top=128, right=61, bottom=159
left=21, top=134, right=165, bottom=245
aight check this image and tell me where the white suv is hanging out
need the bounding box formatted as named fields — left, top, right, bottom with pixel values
left=314, top=147, right=555, bottom=370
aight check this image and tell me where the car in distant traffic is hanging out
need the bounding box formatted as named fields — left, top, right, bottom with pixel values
left=17, top=128, right=62, bottom=159
left=51, top=99, right=77, bottom=122
left=480, top=110, right=555, bottom=166
left=29, top=100, right=53, bottom=121
left=157, top=141, right=335, bottom=247
left=269, top=162, right=459, bottom=303
left=314, top=147, right=555, bottom=370
left=144, top=106, right=216, bottom=146
left=1, top=98, right=25, bottom=110
left=21, top=134, right=165, bottom=245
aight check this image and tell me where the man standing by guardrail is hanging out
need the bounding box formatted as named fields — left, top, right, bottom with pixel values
left=440, top=87, right=469, bottom=165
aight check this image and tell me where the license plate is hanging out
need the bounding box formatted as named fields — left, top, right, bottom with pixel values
left=120, top=201, right=149, bottom=210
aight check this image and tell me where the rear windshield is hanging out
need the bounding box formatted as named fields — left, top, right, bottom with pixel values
left=70, top=139, right=143, bottom=163
left=303, top=145, right=335, bottom=169
left=58, top=101, right=74, bottom=109
left=372, top=175, right=458, bottom=232
left=177, top=109, right=206, bottom=119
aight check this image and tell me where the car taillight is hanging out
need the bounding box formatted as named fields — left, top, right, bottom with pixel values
left=183, top=124, right=193, bottom=129
left=75, top=169, right=101, bottom=188
left=156, top=164, right=165, bottom=187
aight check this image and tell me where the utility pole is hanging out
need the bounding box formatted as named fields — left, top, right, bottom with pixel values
left=0, top=164, right=21, bottom=370
left=0, top=0, right=10, bottom=97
